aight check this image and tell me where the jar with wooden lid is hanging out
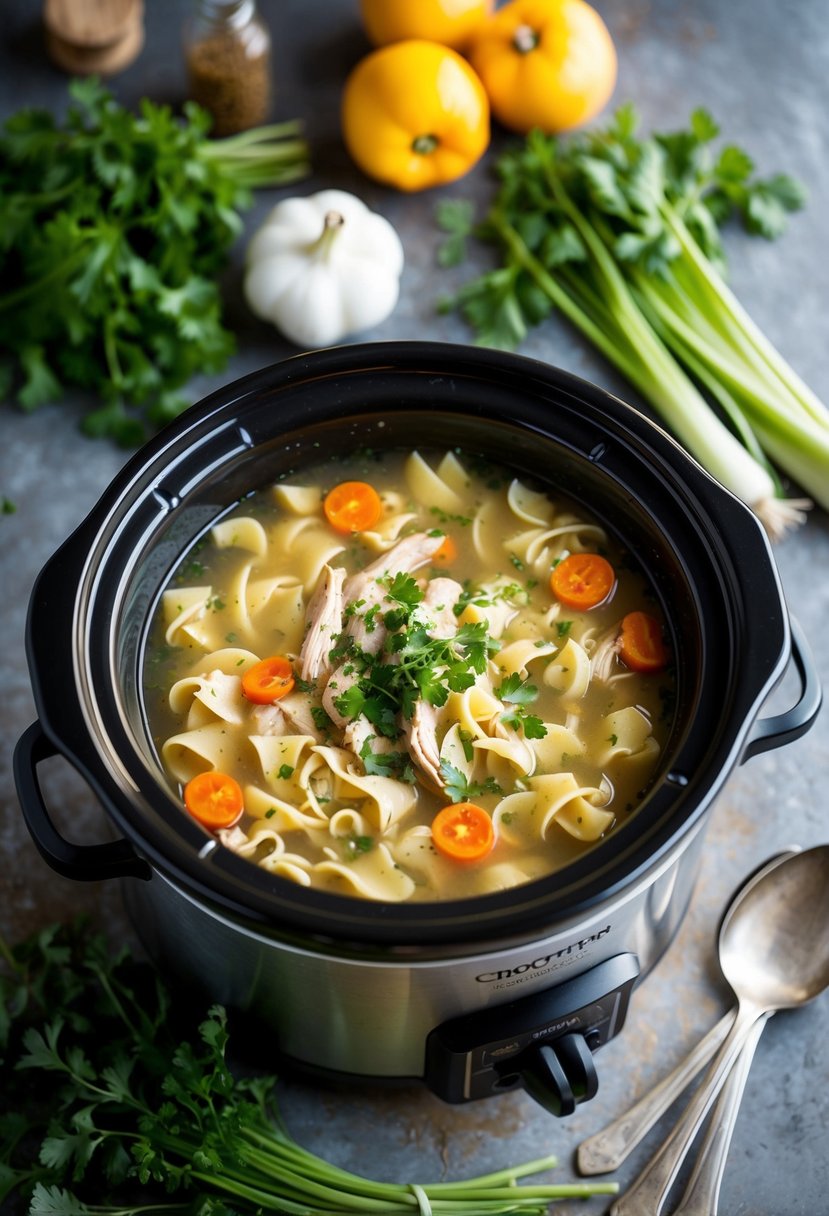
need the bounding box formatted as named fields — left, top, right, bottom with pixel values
left=184, top=0, right=272, bottom=137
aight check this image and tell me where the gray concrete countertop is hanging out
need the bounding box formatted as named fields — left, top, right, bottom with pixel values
left=1, top=2, right=827, bottom=1213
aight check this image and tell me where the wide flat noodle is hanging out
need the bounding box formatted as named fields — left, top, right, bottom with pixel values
left=169, top=668, right=246, bottom=726
left=530, top=772, right=614, bottom=841
left=314, top=842, right=416, bottom=901
left=162, top=586, right=213, bottom=649
left=544, top=638, right=591, bottom=703
left=210, top=516, right=267, bottom=556
left=162, top=721, right=249, bottom=784
left=312, top=745, right=417, bottom=832
left=272, top=484, right=322, bottom=515
left=405, top=450, right=465, bottom=513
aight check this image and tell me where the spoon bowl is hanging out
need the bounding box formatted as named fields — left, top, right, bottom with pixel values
left=719, top=845, right=829, bottom=1009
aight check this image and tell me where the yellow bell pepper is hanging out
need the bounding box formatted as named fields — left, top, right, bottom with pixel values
left=359, top=0, right=495, bottom=51
left=341, top=40, right=490, bottom=192
left=467, top=0, right=617, bottom=134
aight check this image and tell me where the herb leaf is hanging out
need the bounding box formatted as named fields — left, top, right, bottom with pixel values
left=439, top=761, right=503, bottom=804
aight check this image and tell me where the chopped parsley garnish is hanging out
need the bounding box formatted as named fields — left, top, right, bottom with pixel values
left=458, top=728, right=475, bottom=762
left=453, top=578, right=531, bottom=617
left=497, top=672, right=547, bottom=739
left=439, top=760, right=503, bottom=804
left=332, top=574, right=500, bottom=729
left=359, top=737, right=416, bottom=783
left=311, top=705, right=334, bottom=733
left=556, top=619, right=573, bottom=638
left=429, top=506, right=472, bottom=527
left=342, top=833, right=374, bottom=858
left=276, top=764, right=295, bottom=780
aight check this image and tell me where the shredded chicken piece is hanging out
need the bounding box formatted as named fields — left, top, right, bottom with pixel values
left=299, top=563, right=345, bottom=682
left=590, top=622, right=623, bottom=683
left=251, top=693, right=324, bottom=740
left=343, top=716, right=397, bottom=760
left=216, top=825, right=249, bottom=851
left=396, top=576, right=460, bottom=790
left=342, top=531, right=444, bottom=654
left=403, top=699, right=445, bottom=794
left=420, top=576, right=463, bottom=638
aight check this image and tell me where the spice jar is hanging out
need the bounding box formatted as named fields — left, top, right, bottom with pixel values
left=184, top=0, right=272, bottom=137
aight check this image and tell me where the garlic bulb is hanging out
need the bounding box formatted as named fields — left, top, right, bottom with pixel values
left=244, top=188, right=404, bottom=348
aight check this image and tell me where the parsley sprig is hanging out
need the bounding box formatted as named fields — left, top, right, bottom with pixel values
left=0, top=920, right=618, bottom=1212
left=439, top=760, right=503, bottom=805
left=333, top=574, right=500, bottom=731
left=0, top=78, right=309, bottom=444
left=497, top=672, right=548, bottom=740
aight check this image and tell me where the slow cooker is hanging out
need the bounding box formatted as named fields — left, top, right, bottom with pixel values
left=14, top=342, right=821, bottom=1117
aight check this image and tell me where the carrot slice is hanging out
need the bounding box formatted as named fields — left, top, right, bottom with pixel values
left=550, top=552, right=615, bottom=610
left=242, top=655, right=295, bottom=703
left=432, top=802, right=495, bottom=864
left=184, top=770, right=244, bottom=829
left=432, top=534, right=458, bottom=565
left=323, top=480, right=383, bottom=533
left=619, top=610, right=669, bottom=673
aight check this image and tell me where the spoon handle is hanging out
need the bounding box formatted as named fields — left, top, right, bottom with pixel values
left=608, top=1003, right=762, bottom=1216
left=576, top=1009, right=735, bottom=1175
left=670, top=1013, right=769, bottom=1216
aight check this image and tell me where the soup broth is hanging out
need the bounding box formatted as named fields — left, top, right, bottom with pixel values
left=143, top=448, right=675, bottom=902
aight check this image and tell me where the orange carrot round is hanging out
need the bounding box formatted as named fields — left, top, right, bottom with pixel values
left=432, top=534, right=458, bottom=565
left=619, top=610, right=669, bottom=673
left=184, top=770, right=244, bottom=829
left=432, top=802, right=495, bottom=863
left=323, top=480, right=383, bottom=533
left=241, top=655, right=295, bottom=703
left=550, top=552, right=615, bottom=610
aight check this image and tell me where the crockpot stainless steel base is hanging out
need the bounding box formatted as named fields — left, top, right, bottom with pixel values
left=15, top=342, right=821, bottom=1116
left=123, top=812, right=703, bottom=1100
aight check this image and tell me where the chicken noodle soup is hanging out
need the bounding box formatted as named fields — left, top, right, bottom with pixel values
left=143, top=449, right=675, bottom=902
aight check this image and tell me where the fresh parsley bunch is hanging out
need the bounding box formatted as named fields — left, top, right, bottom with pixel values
left=0, top=78, right=309, bottom=444
left=0, top=920, right=618, bottom=1214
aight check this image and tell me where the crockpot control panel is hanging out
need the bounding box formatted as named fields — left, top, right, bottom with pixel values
left=425, top=953, right=639, bottom=1115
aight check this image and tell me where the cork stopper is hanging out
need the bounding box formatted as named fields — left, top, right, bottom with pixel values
left=43, top=0, right=145, bottom=76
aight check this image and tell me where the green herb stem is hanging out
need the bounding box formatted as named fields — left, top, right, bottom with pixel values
left=664, top=206, right=829, bottom=428
left=0, top=245, right=90, bottom=312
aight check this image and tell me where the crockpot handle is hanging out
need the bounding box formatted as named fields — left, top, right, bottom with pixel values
left=741, top=617, right=822, bottom=762
left=14, top=722, right=152, bottom=882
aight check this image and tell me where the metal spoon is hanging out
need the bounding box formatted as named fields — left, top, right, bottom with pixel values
left=670, top=1012, right=769, bottom=1216
left=609, top=843, right=829, bottom=1216
left=577, top=849, right=796, bottom=1176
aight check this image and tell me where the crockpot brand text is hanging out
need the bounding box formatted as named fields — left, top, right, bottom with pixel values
left=475, top=927, right=612, bottom=984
